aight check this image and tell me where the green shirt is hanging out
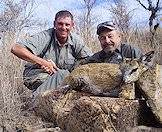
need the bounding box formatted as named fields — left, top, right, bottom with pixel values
left=18, top=28, right=92, bottom=72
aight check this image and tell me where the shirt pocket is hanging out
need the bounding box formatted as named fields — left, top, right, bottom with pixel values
left=64, top=58, right=75, bottom=72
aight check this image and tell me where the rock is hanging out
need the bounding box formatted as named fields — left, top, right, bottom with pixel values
left=25, top=127, right=62, bottom=132
left=125, top=125, right=162, bottom=132
left=57, top=96, right=139, bottom=132
left=33, top=90, right=139, bottom=132
left=33, top=89, right=90, bottom=123
left=136, top=64, right=162, bottom=123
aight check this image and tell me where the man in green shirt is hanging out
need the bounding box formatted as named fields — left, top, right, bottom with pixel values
left=84, top=21, right=142, bottom=64
left=11, top=10, right=92, bottom=96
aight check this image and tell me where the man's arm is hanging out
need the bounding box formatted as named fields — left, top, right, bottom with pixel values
left=11, top=44, right=58, bottom=75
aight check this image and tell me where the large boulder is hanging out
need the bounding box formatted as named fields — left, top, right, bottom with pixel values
left=136, top=64, right=162, bottom=123
left=33, top=90, right=139, bottom=132
left=57, top=96, right=139, bottom=132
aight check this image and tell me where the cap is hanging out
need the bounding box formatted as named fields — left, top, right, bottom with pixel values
left=97, top=21, right=118, bottom=35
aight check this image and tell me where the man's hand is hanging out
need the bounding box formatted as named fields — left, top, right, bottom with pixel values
left=11, top=44, right=59, bottom=75
left=40, top=59, right=58, bottom=75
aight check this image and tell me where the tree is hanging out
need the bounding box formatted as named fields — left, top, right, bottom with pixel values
left=75, top=0, right=99, bottom=51
left=136, top=0, right=162, bottom=47
left=0, top=0, right=46, bottom=130
left=0, top=0, right=47, bottom=39
left=108, top=0, right=134, bottom=42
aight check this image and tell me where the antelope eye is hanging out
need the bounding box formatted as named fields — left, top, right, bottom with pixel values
left=130, top=68, right=138, bottom=74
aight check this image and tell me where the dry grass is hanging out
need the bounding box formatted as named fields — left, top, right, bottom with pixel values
left=0, top=33, right=44, bottom=131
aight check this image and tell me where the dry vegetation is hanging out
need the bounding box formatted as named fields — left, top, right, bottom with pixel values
left=0, top=0, right=162, bottom=131
left=0, top=33, right=46, bottom=131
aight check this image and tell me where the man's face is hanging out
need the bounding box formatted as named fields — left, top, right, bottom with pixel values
left=54, top=16, right=74, bottom=40
left=98, top=29, right=121, bottom=53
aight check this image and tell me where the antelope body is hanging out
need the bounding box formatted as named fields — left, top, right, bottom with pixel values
left=61, top=51, right=156, bottom=99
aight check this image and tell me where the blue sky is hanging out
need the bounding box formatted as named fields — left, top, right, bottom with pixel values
left=1, top=0, right=161, bottom=33
left=33, top=0, right=161, bottom=28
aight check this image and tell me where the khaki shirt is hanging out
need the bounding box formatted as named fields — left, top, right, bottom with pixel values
left=18, top=28, right=92, bottom=72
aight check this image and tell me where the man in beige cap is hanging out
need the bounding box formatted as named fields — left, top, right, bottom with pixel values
left=85, top=21, right=142, bottom=64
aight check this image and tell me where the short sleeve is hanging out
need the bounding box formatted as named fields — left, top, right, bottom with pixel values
left=121, top=43, right=143, bottom=59
left=16, top=30, right=51, bottom=55
left=70, top=33, right=93, bottom=59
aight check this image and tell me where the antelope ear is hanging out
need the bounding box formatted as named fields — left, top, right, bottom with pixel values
left=139, top=51, right=155, bottom=67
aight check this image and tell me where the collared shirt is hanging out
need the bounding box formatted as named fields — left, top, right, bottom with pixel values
left=84, top=43, right=142, bottom=64
left=17, top=28, right=92, bottom=72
